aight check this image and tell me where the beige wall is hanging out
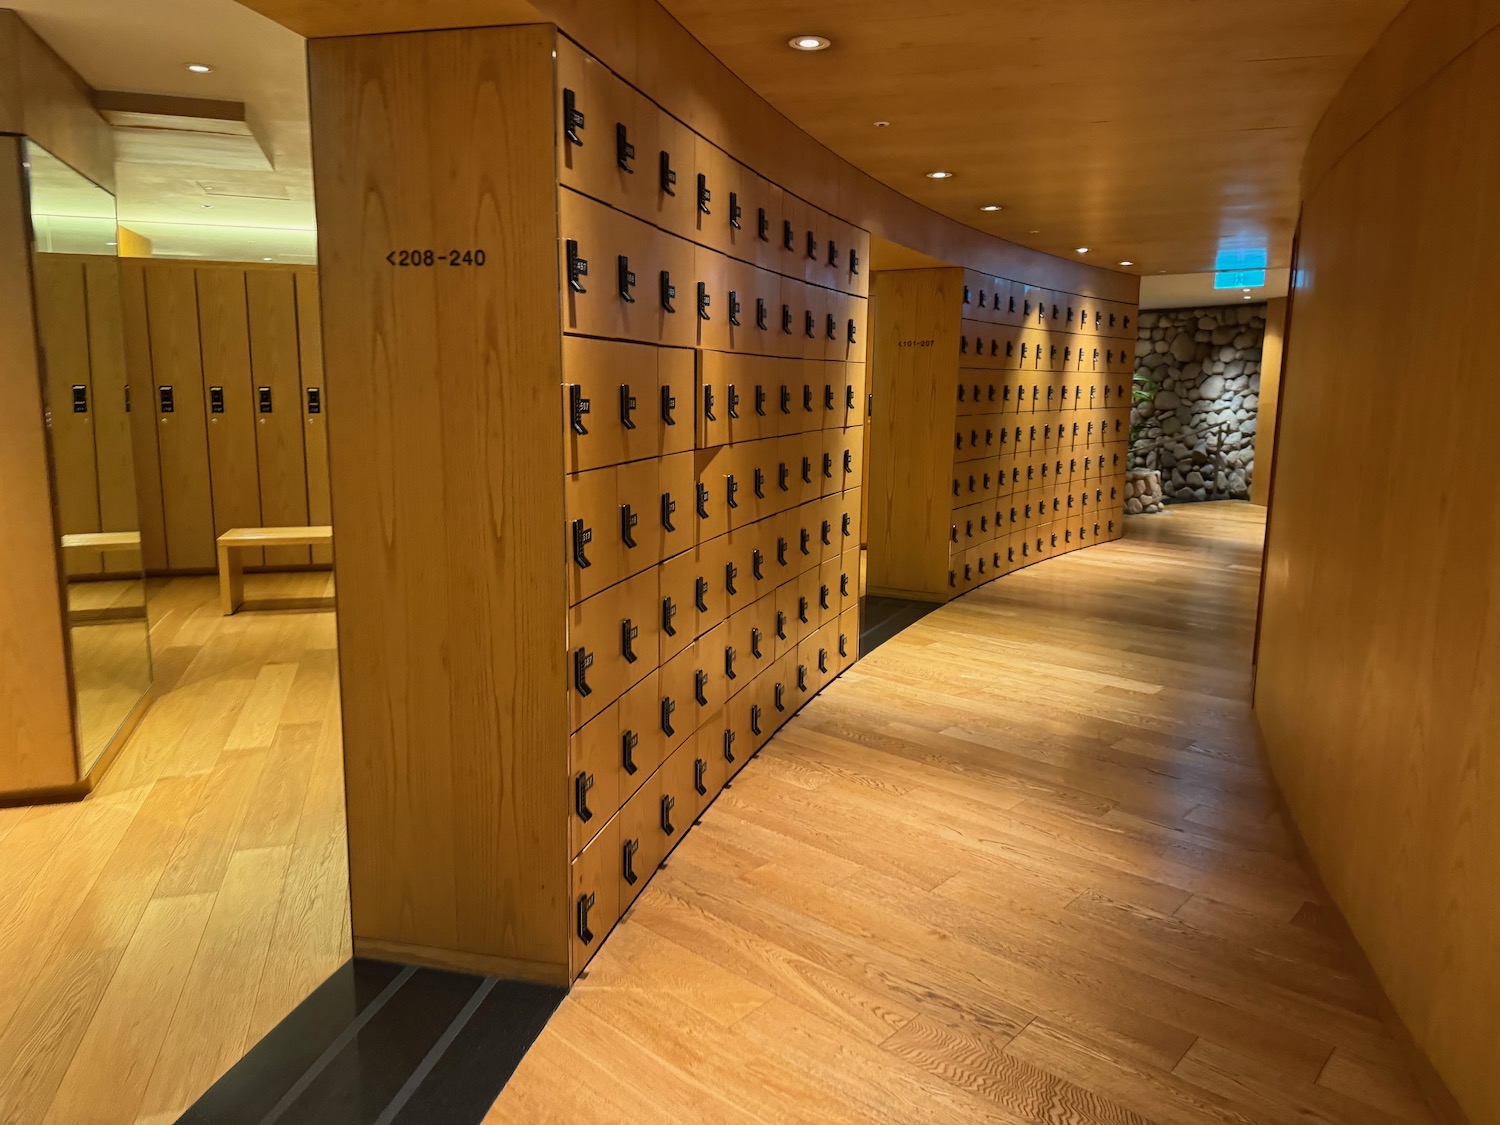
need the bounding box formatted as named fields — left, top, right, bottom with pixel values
left=1255, top=5, right=1500, bottom=1120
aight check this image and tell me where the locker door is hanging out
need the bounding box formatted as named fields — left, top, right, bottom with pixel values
left=245, top=270, right=310, bottom=566
left=118, top=263, right=168, bottom=572
left=294, top=269, right=332, bottom=565
left=33, top=257, right=102, bottom=574
left=84, top=260, right=138, bottom=572
left=145, top=265, right=216, bottom=569
left=196, top=267, right=263, bottom=567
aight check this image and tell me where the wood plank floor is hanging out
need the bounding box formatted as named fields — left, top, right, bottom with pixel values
left=0, top=572, right=348, bottom=1125
left=487, top=502, right=1438, bottom=1125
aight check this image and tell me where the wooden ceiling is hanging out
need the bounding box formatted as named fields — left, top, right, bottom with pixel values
left=228, top=0, right=1402, bottom=275
left=654, top=0, right=1405, bottom=274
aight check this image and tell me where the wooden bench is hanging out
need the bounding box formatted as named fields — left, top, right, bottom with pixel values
left=217, top=526, right=333, bottom=615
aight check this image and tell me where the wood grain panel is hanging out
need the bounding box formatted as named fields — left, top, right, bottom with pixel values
left=1257, top=17, right=1500, bottom=1124
left=1249, top=296, right=1285, bottom=507
left=195, top=267, right=264, bottom=567
left=295, top=268, right=333, bottom=565
left=866, top=269, right=963, bottom=600
left=143, top=265, right=216, bottom=570
left=246, top=269, right=311, bottom=566
left=309, top=24, right=568, bottom=975
left=118, top=261, right=168, bottom=572
left=0, top=136, right=77, bottom=794
left=32, top=255, right=102, bottom=574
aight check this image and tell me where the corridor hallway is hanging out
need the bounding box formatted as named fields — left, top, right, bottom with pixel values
left=487, top=503, right=1435, bottom=1125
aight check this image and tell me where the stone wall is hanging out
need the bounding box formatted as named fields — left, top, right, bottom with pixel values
left=1131, top=304, right=1265, bottom=503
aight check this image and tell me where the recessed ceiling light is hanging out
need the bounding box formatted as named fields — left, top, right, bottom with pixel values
left=186, top=63, right=213, bottom=73
left=788, top=35, right=830, bottom=51
left=1119, top=260, right=1134, bottom=266
left=926, top=170, right=953, bottom=180
left=201, top=203, right=214, bottom=209
left=263, top=257, right=274, bottom=262
left=1028, top=229, right=1040, bottom=235
left=979, top=204, right=1002, bottom=212
left=1242, top=294, right=1253, bottom=300
left=873, top=120, right=890, bottom=128
left=1075, top=247, right=1089, bottom=254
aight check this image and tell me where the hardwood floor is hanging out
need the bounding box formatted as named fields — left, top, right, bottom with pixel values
left=0, top=572, right=347, bottom=1125
left=487, top=502, right=1438, bottom=1125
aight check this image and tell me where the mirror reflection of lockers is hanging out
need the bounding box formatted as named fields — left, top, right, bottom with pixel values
left=23, top=140, right=153, bottom=775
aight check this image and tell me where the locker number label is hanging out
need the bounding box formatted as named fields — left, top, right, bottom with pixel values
left=385, top=248, right=488, bottom=267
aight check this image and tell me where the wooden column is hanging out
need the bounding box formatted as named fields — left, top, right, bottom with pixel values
left=308, top=25, right=569, bottom=981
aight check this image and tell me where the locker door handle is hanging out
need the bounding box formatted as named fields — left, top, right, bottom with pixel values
left=804, top=311, right=815, bottom=339
left=821, top=520, right=831, bottom=546
left=756, top=298, right=768, bottom=331
left=782, top=219, right=795, bottom=251
left=622, top=838, right=639, bottom=885
left=729, top=291, right=741, bottom=328
left=806, top=231, right=817, bottom=261
left=819, top=585, right=830, bottom=612
left=619, top=384, right=637, bottom=429
left=571, top=519, right=592, bottom=569
left=779, top=385, right=791, bottom=414
left=758, top=208, right=769, bottom=241
left=566, top=240, right=588, bottom=293
left=695, top=576, right=709, bottom=613
left=577, top=891, right=595, bottom=945
left=575, top=770, right=595, bottom=822
left=621, top=503, right=638, bottom=548
left=661, top=492, right=677, bottom=532
left=662, top=595, right=677, bottom=636
left=660, top=271, right=676, bottom=313
left=797, top=665, right=808, bottom=692
left=725, top=645, right=737, bottom=680
left=696, top=482, right=709, bottom=520
left=801, top=457, right=812, bottom=485
left=617, top=255, right=636, bottom=302
left=850, top=248, right=859, bottom=274
left=726, top=474, right=739, bottom=510
left=777, top=462, right=791, bottom=492
left=818, top=648, right=828, bottom=674
left=826, top=314, right=837, bottom=341
left=750, top=627, right=763, bottom=659
left=694, top=758, right=708, bottom=796
left=822, top=453, right=833, bottom=480
left=661, top=385, right=677, bottom=425
left=697, top=173, right=711, bottom=215
left=752, top=548, right=764, bottom=581
left=800, top=528, right=811, bottom=556
left=725, top=561, right=738, bottom=595
left=775, top=611, right=787, bottom=640
left=661, top=696, right=676, bottom=738
left=306, top=386, right=322, bottom=414
left=839, top=574, right=850, bottom=598
left=621, top=618, right=639, bottom=664
left=828, top=239, right=838, bottom=267
left=781, top=305, right=792, bottom=334
left=842, top=512, right=851, bottom=538
left=847, top=319, right=857, bottom=345
left=622, top=729, right=639, bottom=774
left=616, top=122, right=634, bottom=171
left=703, top=384, right=716, bottom=422
left=697, top=282, right=711, bottom=321
left=729, top=191, right=742, bottom=230
left=723, top=729, right=736, bottom=763
left=777, top=538, right=788, bottom=567
left=574, top=646, right=594, bottom=696
left=750, top=704, right=762, bottom=736
left=798, top=597, right=809, bottom=624
left=727, top=383, right=740, bottom=419
left=563, top=88, right=585, bottom=145
left=694, top=670, right=709, bottom=707
left=752, top=468, right=765, bottom=500
left=846, top=385, right=855, bottom=410
left=839, top=633, right=848, bottom=658
left=257, top=386, right=273, bottom=413
left=661, top=793, right=676, bottom=835
left=754, top=385, right=767, bottom=417
left=660, top=150, right=676, bottom=195
left=775, top=683, right=786, bottom=712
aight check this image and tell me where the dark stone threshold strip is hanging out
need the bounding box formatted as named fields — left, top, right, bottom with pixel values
left=859, top=595, right=938, bottom=655
left=178, top=958, right=564, bottom=1125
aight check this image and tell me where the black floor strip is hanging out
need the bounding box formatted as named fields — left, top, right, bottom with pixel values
left=860, top=595, right=938, bottom=654
left=178, top=959, right=564, bottom=1125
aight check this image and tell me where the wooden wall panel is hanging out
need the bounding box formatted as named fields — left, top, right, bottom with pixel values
left=309, top=24, right=569, bottom=979
left=119, top=261, right=168, bottom=572
left=196, top=267, right=265, bottom=566
left=1249, top=296, right=1286, bottom=507
left=143, top=266, right=216, bottom=570
left=0, top=12, right=114, bottom=193
left=866, top=269, right=962, bottom=600
left=32, top=256, right=103, bottom=574
left=84, top=260, right=137, bottom=541
left=246, top=270, right=311, bottom=566
left=1256, top=18, right=1500, bottom=1124
left=295, top=269, right=333, bottom=565
left=0, top=136, right=77, bottom=793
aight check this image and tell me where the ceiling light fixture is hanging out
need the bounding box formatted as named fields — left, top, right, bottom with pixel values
left=926, top=170, right=953, bottom=180
left=979, top=204, right=1002, bottom=212
left=1075, top=247, right=1089, bottom=254
left=186, top=63, right=213, bottom=73
left=263, top=257, right=274, bottom=262
left=1119, top=260, right=1134, bottom=266
left=873, top=120, right=890, bottom=128
left=788, top=35, right=830, bottom=51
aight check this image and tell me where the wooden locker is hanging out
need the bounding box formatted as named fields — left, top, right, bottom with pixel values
left=246, top=270, right=311, bottom=566
left=33, top=256, right=102, bottom=574
left=145, top=264, right=216, bottom=570
left=83, top=261, right=137, bottom=574
left=195, top=267, right=264, bottom=567
left=117, top=262, right=167, bottom=572
left=295, top=269, right=333, bottom=565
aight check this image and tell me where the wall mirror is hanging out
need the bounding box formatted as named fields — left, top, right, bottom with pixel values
left=23, top=140, right=152, bottom=772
